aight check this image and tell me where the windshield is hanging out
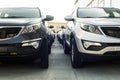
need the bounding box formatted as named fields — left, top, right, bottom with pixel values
left=0, top=8, right=41, bottom=18
left=77, top=8, right=120, bottom=18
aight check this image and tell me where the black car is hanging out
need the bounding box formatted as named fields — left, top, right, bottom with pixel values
left=0, top=7, right=53, bottom=68
left=47, top=25, right=55, bottom=54
left=48, top=25, right=55, bottom=46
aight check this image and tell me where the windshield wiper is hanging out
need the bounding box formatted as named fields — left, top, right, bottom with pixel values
left=97, top=16, right=109, bottom=18
left=0, top=16, right=26, bottom=18
left=81, top=16, right=109, bottom=18
left=81, top=16, right=94, bottom=18
left=115, top=17, right=120, bottom=18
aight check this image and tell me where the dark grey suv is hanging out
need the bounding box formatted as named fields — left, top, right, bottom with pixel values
left=0, top=7, right=53, bottom=68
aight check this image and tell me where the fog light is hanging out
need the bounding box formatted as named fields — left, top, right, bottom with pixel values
left=22, top=41, right=39, bottom=49
left=83, top=41, right=102, bottom=49
left=31, top=42, right=39, bottom=49
left=83, top=41, right=91, bottom=48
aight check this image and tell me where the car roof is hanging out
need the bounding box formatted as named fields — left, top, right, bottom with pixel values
left=77, top=7, right=119, bottom=10
left=0, top=7, right=40, bottom=9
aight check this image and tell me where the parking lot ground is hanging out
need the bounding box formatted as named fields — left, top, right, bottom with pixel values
left=48, top=39, right=76, bottom=80
left=0, top=39, right=120, bottom=80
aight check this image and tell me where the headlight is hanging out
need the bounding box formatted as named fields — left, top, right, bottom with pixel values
left=27, top=26, right=34, bottom=32
left=80, top=23, right=102, bottom=34
left=22, top=23, right=41, bottom=34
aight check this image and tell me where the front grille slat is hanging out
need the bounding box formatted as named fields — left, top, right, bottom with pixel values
left=104, top=51, right=120, bottom=56
left=101, top=27, right=120, bottom=38
left=106, top=43, right=120, bottom=46
left=0, top=27, right=21, bottom=39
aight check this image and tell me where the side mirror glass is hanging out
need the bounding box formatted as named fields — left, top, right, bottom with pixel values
left=44, top=15, right=54, bottom=21
left=64, top=15, right=74, bottom=21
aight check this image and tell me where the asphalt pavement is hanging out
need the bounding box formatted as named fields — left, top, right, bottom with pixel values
left=0, top=38, right=120, bottom=80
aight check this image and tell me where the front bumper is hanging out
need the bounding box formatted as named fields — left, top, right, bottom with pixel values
left=75, top=33, right=120, bottom=55
left=0, top=37, right=42, bottom=61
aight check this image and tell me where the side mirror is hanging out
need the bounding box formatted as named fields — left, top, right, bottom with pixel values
left=44, top=15, right=54, bottom=21
left=64, top=16, right=74, bottom=21
left=49, top=25, right=54, bottom=28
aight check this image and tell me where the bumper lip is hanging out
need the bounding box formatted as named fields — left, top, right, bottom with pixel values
left=75, top=36, right=120, bottom=55
left=0, top=52, right=40, bottom=61
left=79, top=52, right=120, bottom=62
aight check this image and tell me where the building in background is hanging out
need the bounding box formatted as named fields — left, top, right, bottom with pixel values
left=48, top=0, right=120, bottom=32
left=48, top=22, right=66, bottom=32
left=75, top=0, right=120, bottom=8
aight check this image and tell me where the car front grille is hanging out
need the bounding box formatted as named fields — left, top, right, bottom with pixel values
left=106, top=43, right=120, bottom=46
left=104, top=51, right=120, bottom=56
left=0, top=27, right=22, bottom=39
left=101, top=27, right=120, bottom=38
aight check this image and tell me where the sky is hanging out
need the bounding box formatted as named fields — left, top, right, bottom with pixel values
left=0, top=0, right=74, bottom=22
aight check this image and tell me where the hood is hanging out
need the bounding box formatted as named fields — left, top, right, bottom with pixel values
left=76, top=18, right=120, bottom=26
left=0, top=18, right=42, bottom=26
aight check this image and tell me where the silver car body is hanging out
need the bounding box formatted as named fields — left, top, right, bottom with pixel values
left=65, top=7, right=120, bottom=55
left=75, top=18, right=120, bottom=54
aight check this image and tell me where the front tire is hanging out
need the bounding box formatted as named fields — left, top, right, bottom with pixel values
left=38, top=38, right=49, bottom=68
left=71, top=38, right=83, bottom=68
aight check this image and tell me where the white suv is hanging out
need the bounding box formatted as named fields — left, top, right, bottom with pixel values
left=64, top=7, right=120, bottom=68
